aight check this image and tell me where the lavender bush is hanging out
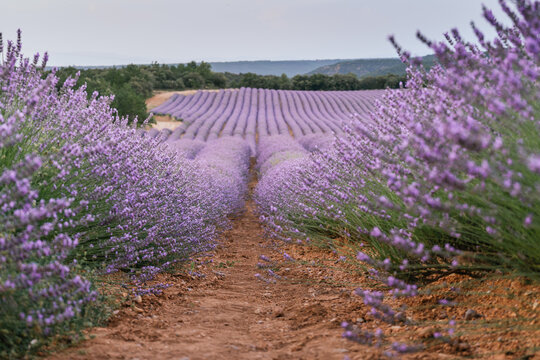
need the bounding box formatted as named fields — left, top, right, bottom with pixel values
left=195, top=136, right=251, bottom=215
left=257, top=0, right=540, bottom=276
left=256, top=135, right=308, bottom=176
left=255, top=0, right=539, bottom=354
left=0, top=33, right=101, bottom=356
left=0, top=32, right=250, bottom=356
left=297, top=133, right=334, bottom=152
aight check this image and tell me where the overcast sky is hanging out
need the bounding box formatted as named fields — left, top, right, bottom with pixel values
left=2, top=0, right=507, bottom=66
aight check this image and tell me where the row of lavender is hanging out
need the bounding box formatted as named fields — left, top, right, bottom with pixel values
left=255, top=1, right=539, bottom=356
left=0, top=34, right=250, bottom=357
left=150, top=88, right=383, bottom=153
left=145, top=129, right=334, bottom=166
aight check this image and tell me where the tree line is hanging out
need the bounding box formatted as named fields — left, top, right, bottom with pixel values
left=52, top=62, right=406, bottom=124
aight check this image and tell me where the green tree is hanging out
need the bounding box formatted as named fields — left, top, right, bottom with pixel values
left=209, top=72, right=227, bottom=88
left=183, top=72, right=205, bottom=88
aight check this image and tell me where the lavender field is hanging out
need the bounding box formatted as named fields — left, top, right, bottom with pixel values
left=149, top=88, right=383, bottom=154
left=1, top=1, right=539, bottom=358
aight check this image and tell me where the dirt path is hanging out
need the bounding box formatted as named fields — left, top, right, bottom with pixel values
left=49, top=176, right=372, bottom=360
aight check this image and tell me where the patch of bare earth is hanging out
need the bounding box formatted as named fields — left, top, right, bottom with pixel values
left=146, top=90, right=204, bottom=111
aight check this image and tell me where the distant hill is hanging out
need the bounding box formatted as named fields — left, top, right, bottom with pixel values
left=51, top=56, right=437, bottom=79
left=308, top=55, right=436, bottom=78
left=208, top=59, right=351, bottom=77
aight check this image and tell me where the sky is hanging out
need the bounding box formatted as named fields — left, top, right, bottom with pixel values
left=1, top=0, right=508, bottom=67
